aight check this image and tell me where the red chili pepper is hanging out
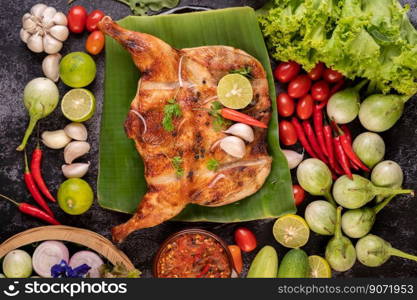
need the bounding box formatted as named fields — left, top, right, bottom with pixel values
left=323, top=123, right=344, bottom=175
left=24, top=152, right=54, bottom=217
left=291, top=117, right=318, bottom=159
left=313, top=105, right=328, bottom=157
left=333, top=136, right=353, bottom=179
left=302, top=120, right=328, bottom=163
left=221, top=108, right=267, bottom=128
left=0, top=194, right=60, bottom=225
left=196, top=264, right=210, bottom=278
left=335, top=124, right=370, bottom=172
left=31, top=144, right=56, bottom=202
left=330, top=79, right=345, bottom=95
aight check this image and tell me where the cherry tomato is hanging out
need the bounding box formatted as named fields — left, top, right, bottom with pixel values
left=293, top=184, right=306, bottom=206
left=234, top=227, right=257, bottom=252
left=323, top=68, right=344, bottom=83
left=311, top=80, right=330, bottom=102
left=273, top=61, right=301, bottom=83
left=288, top=75, right=311, bottom=98
left=279, top=120, right=298, bottom=146
left=67, top=5, right=88, bottom=34
left=86, top=9, right=105, bottom=32
left=86, top=31, right=105, bottom=55
left=228, top=245, right=243, bottom=274
left=308, top=62, right=325, bottom=81
left=277, top=92, right=295, bottom=117
left=296, top=94, right=314, bottom=120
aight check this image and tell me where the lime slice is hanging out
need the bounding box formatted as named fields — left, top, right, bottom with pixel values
left=273, top=214, right=310, bottom=248
left=217, top=74, right=253, bottom=109
left=61, top=88, right=96, bottom=122
left=308, top=255, right=332, bottom=278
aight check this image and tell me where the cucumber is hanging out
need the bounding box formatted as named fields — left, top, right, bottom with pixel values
left=247, top=246, right=278, bottom=278
left=278, top=248, right=309, bottom=278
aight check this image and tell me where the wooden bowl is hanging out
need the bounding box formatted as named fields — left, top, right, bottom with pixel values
left=0, top=225, right=135, bottom=271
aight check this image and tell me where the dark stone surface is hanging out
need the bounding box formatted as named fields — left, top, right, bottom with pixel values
left=0, top=0, right=416, bottom=278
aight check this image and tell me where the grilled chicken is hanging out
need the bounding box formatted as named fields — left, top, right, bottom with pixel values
left=99, top=17, right=272, bottom=243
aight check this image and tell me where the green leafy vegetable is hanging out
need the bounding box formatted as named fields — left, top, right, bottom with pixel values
left=162, top=99, right=181, bottom=132
left=229, top=66, right=253, bottom=78
left=171, top=156, right=184, bottom=177
left=258, top=0, right=417, bottom=95
left=209, top=101, right=230, bottom=131
left=100, top=263, right=141, bottom=278
left=207, top=158, right=220, bottom=171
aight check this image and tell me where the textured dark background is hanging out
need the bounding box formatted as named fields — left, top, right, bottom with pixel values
left=0, top=0, right=416, bottom=278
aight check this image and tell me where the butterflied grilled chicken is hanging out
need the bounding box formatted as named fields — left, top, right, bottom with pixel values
left=99, top=17, right=272, bottom=243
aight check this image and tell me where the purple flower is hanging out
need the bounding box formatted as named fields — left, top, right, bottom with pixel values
left=51, top=260, right=91, bottom=278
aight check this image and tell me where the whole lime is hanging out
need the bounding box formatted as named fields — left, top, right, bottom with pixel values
left=60, top=52, right=97, bottom=88
left=58, top=178, right=94, bottom=215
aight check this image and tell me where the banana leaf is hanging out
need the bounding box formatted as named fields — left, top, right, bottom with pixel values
left=98, top=7, right=295, bottom=222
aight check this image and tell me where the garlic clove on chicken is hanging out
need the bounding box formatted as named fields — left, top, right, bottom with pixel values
left=62, top=162, right=90, bottom=178
left=64, top=141, right=91, bottom=164
left=52, top=12, right=67, bottom=26
left=43, top=34, right=62, bottom=54
left=49, top=25, right=69, bottom=42
left=27, top=33, right=44, bottom=53
left=42, top=53, right=61, bottom=82
left=30, top=3, right=48, bottom=18
left=220, top=136, right=246, bottom=158
left=224, top=123, right=254, bottom=143
left=64, top=122, right=88, bottom=141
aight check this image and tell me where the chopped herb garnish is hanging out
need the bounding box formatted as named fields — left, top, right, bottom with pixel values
left=171, top=156, right=184, bottom=177
left=163, top=99, right=182, bottom=132
left=229, top=66, right=253, bottom=79
left=209, top=101, right=230, bottom=131
left=207, top=158, right=220, bottom=171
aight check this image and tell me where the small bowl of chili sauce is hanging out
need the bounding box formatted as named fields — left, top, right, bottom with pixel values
left=153, top=229, right=234, bottom=278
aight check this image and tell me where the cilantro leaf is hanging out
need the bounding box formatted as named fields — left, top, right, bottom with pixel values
left=229, top=66, right=253, bottom=79
left=171, top=156, right=184, bottom=177
left=209, top=101, right=230, bottom=131
left=207, top=158, right=220, bottom=171
left=162, top=99, right=182, bottom=132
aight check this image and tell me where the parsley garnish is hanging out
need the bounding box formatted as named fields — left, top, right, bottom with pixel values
left=163, top=99, right=182, bottom=132
left=207, top=158, right=220, bottom=171
left=171, top=156, right=184, bottom=177
left=229, top=66, right=253, bottom=79
left=209, top=101, right=230, bottom=131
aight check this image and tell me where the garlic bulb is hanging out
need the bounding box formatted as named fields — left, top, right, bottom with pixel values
left=42, top=53, right=61, bottom=82
left=64, top=141, right=91, bottom=164
left=220, top=136, right=246, bottom=158
left=62, top=162, right=90, bottom=178
left=42, top=130, right=72, bottom=149
left=64, top=123, right=88, bottom=141
left=224, top=123, right=254, bottom=143
left=20, top=4, right=68, bottom=54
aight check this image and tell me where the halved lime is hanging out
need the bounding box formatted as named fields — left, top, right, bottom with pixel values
left=60, top=52, right=97, bottom=88
left=308, top=255, right=332, bottom=278
left=273, top=214, right=310, bottom=248
left=217, top=74, right=253, bottom=109
left=58, top=178, right=94, bottom=215
left=61, top=88, right=96, bottom=122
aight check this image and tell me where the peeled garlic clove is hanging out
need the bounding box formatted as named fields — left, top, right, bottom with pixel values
left=49, top=25, right=69, bottom=42
left=282, top=149, right=304, bottom=169
left=42, top=53, right=61, bottom=82
left=43, top=34, right=62, bottom=54
left=31, top=3, right=48, bottom=18
left=23, top=17, right=37, bottom=31
left=52, top=12, right=67, bottom=26
left=224, top=123, right=254, bottom=143
left=27, top=33, right=44, bottom=53
left=62, top=162, right=90, bottom=178
left=41, top=7, right=57, bottom=28
left=64, top=141, right=91, bottom=164
left=20, top=29, right=30, bottom=44
left=64, top=123, right=88, bottom=141
left=42, top=130, right=72, bottom=149
left=220, top=136, right=246, bottom=159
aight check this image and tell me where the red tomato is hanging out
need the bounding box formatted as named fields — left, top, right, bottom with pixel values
left=274, top=61, right=301, bottom=83
left=293, top=184, right=306, bottom=206
left=234, top=227, right=257, bottom=252
left=288, top=75, right=311, bottom=98
left=330, top=79, right=345, bottom=95
left=277, top=92, right=295, bottom=117
left=296, top=94, right=314, bottom=120
left=86, top=31, right=105, bottom=55
left=323, top=68, right=344, bottom=83
left=308, top=62, right=325, bottom=81
left=311, top=80, right=330, bottom=102
left=86, top=9, right=105, bottom=32
left=68, top=6, right=88, bottom=34
left=279, top=120, right=298, bottom=146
